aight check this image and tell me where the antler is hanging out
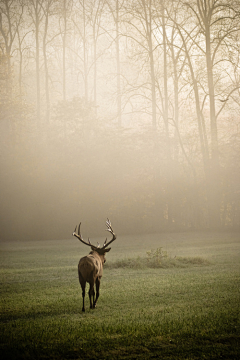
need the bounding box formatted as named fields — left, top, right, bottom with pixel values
left=72, top=223, right=95, bottom=248
left=72, top=219, right=116, bottom=252
left=102, top=218, right=117, bottom=249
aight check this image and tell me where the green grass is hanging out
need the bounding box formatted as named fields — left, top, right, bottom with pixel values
left=0, top=232, right=240, bottom=359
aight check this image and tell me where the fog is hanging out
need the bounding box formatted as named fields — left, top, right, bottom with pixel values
left=0, top=0, right=240, bottom=242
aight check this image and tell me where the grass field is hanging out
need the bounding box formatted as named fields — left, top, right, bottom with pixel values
left=0, top=232, right=240, bottom=359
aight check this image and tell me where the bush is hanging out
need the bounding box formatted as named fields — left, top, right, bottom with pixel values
left=105, top=248, right=210, bottom=270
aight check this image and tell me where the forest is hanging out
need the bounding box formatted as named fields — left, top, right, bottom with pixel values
left=0, top=0, right=240, bottom=241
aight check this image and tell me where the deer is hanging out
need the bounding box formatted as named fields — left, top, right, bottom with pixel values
left=72, top=218, right=116, bottom=312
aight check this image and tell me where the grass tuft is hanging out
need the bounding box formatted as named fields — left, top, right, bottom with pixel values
left=105, top=248, right=210, bottom=269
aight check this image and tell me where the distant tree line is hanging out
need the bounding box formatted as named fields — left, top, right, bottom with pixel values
left=0, top=0, right=240, bottom=240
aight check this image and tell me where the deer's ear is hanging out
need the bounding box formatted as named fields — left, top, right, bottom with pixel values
left=104, top=247, right=111, bottom=253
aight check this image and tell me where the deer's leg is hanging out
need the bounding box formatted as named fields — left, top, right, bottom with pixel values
left=78, top=272, right=86, bottom=312
left=82, top=285, right=86, bottom=312
left=80, top=281, right=86, bottom=312
left=93, top=277, right=100, bottom=308
left=88, top=281, right=95, bottom=309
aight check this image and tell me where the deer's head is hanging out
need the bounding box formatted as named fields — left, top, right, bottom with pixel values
left=72, top=218, right=116, bottom=261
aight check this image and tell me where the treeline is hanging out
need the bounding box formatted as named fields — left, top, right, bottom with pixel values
left=0, top=0, right=240, bottom=241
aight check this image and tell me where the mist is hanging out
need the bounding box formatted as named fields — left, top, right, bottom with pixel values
left=0, top=0, right=240, bottom=242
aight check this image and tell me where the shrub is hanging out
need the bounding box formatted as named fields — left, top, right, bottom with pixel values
left=105, top=248, right=210, bottom=270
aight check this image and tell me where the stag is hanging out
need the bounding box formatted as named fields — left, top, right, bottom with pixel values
left=72, top=219, right=116, bottom=312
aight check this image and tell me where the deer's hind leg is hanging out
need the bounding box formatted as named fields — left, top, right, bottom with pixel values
left=88, top=280, right=95, bottom=309
left=93, top=277, right=100, bottom=308
left=78, top=272, right=86, bottom=312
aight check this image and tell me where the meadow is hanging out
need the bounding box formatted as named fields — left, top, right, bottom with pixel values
left=0, top=232, right=240, bottom=359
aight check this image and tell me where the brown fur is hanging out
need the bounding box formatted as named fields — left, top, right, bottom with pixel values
left=72, top=219, right=116, bottom=312
left=78, top=250, right=107, bottom=312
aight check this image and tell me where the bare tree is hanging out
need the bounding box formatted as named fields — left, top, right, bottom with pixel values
left=181, top=0, right=240, bottom=226
left=122, top=0, right=157, bottom=128
left=0, top=0, right=24, bottom=96
left=184, top=0, right=239, bottom=166
left=42, top=0, right=54, bottom=121
left=87, top=0, right=106, bottom=113
left=28, top=0, right=44, bottom=122
left=105, top=0, right=124, bottom=126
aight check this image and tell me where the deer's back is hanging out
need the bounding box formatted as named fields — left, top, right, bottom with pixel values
left=78, top=254, right=103, bottom=282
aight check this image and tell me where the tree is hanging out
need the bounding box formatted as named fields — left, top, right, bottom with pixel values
left=123, top=0, right=158, bottom=128
left=185, top=0, right=239, bottom=165
left=0, top=0, right=24, bottom=96
left=88, top=0, right=106, bottom=113
left=182, top=0, right=240, bottom=226
left=28, top=0, right=44, bottom=122
left=42, top=0, right=55, bottom=121
left=106, top=0, right=123, bottom=126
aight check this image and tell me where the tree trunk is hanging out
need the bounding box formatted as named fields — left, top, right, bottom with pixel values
left=83, top=0, right=88, bottom=101
left=35, top=5, right=41, bottom=123
left=143, top=0, right=156, bottom=128
left=116, top=0, right=121, bottom=127
left=63, top=0, right=67, bottom=101
left=205, top=27, right=219, bottom=168
left=43, top=8, right=50, bottom=122
left=162, top=5, right=168, bottom=137
left=204, top=21, right=220, bottom=228
left=93, top=23, right=97, bottom=113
